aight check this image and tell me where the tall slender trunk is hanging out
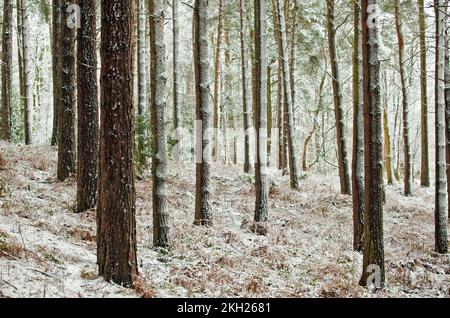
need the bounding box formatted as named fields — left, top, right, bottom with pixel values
left=435, top=0, right=448, bottom=254
left=51, top=0, right=61, bottom=146
left=1, top=0, right=13, bottom=141
left=239, top=0, right=253, bottom=173
left=383, top=72, right=394, bottom=186
left=419, top=0, right=430, bottom=187
left=77, top=0, right=99, bottom=213
left=136, top=0, right=147, bottom=173
left=326, top=0, right=352, bottom=195
left=254, top=0, right=269, bottom=222
left=98, top=0, right=138, bottom=286
left=149, top=0, right=169, bottom=248
left=212, top=0, right=224, bottom=162
left=395, top=0, right=413, bottom=196
left=352, top=0, right=364, bottom=252
left=359, top=0, right=385, bottom=289
left=173, top=0, right=180, bottom=132
left=21, top=0, right=31, bottom=144
left=194, top=0, right=212, bottom=226
left=445, top=4, right=450, bottom=220
left=274, top=0, right=300, bottom=189
left=57, top=0, right=76, bottom=181
left=267, top=62, right=273, bottom=165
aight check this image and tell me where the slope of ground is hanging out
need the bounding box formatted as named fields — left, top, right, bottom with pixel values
left=0, top=141, right=448, bottom=298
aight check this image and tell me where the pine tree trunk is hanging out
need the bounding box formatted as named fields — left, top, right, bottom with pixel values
left=419, top=0, right=430, bottom=187
left=352, top=0, right=364, bottom=252
left=149, top=0, right=170, bottom=248
left=359, top=0, right=385, bottom=289
left=267, top=62, right=272, bottom=165
left=136, top=0, right=147, bottom=173
left=57, top=0, right=76, bottom=181
left=435, top=0, right=448, bottom=254
left=239, top=0, right=253, bottom=174
left=1, top=0, right=13, bottom=141
left=16, top=0, right=25, bottom=142
left=21, top=0, right=31, bottom=145
left=98, top=0, right=138, bottom=286
left=76, top=0, right=99, bottom=213
left=326, top=0, right=352, bottom=195
left=194, top=0, right=213, bottom=226
left=395, top=0, right=413, bottom=196
left=254, top=0, right=269, bottom=223
left=173, top=0, right=180, bottom=132
left=383, top=72, right=394, bottom=186
left=51, top=0, right=61, bottom=146
left=274, top=0, right=300, bottom=189
left=212, top=0, right=224, bottom=162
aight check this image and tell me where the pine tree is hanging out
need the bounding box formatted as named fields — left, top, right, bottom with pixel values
left=57, top=0, right=76, bottom=181
left=326, top=0, right=351, bottom=195
left=254, top=0, right=269, bottom=222
left=77, top=0, right=99, bottom=213
left=359, top=0, right=385, bottom=289
left=1, top=0, right=13, bottom=141
left=97, top=0, right=138, bottom=286
left=194, top=0, right=213, bottom=226
left=149, top=0, right=170, bottom=248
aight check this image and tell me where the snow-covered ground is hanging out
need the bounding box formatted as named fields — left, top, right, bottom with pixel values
left=0, top=141, right=448, bottom=298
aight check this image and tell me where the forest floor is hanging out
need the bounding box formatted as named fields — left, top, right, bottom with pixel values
left=0, top=141, right=448, bottom=298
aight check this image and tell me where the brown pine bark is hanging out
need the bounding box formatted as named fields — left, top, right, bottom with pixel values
left=212, top=0, right=224, bottom=162
left=97, top=0, right=138, bottom=286
left=326, top=0, right=352, bottom=195
left=419, top=0, right=430, bottom=187
left=239, top=0, right=253, bottom=174
left=51, top=0, right=61, bottom=146
left=149, top=0, right=170, bottom=248
left=359, top=0, right=385, bottom=289
left=352, top=0, right=364, bottom=252
left=173, top=0, right=180, bottom=132
left=21, top=0, right=31, bottom=145
left=194, top=0, right=213, bottom=226
left=395, top=0, right=413, bottom=196
left=254, top=0, right=269, bottom=222
left=57, top=0, right=76, bottom=181
left=1, top=0, right=13, bottom=141
left=274, top=0, right=300, bottom=189
left=77, top=0, right=99, bottom=213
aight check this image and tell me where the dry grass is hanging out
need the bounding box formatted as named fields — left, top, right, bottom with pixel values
left=0, top=141, right=448, bottom=298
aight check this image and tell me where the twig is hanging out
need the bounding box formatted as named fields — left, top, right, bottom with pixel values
left=0, top=249, right=20, bottom=261
left=27, top=267, right=54, bottom=278
left=2, top=278, right=18, bottom=290
left=18, top=225, right=29, bottom=262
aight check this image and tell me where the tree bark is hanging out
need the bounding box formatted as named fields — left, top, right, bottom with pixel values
left=149, top=0, right=170, bottom=248
left=418, top=0, right=430, bottom=187
left=1, top=0, right=13, bottom=141
left=77, top=0, right=99, bottom=213
left=359, top=0, right=385, bottom=289
left=395, top=0, right=413, bottom=196
left=136, top=0, right=147, bottom=173
left=173, top=0, right=180, bottom=132
left=239, top=0, right=253, bottom=174
left=435, top=0, right=448, bottom=254
left=326, top=0, right=352, bottom=195
left=51, top=0, right=61, bottom=146
left=352, top=0, right=364, bottom=252
left=383, top=72, right=394, bottom=186
left=21, top=0, right=32, bottom=145
left=212, top=0, right=224, bottom=162
left=57, top=0, right=76, bottom=181
left=194, top=0, right=213, bottom=226
left=274, top=0, right=300, bottom=189
left=254, top=0, right=269, bottom=223
left=98, top=0, right=138, bottom=286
